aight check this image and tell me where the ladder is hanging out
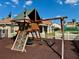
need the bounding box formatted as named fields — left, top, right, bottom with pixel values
left=11, top=31, right=28, bottom=52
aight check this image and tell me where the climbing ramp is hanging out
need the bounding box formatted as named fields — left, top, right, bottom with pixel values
left=11, top=31, right=28, bottom=52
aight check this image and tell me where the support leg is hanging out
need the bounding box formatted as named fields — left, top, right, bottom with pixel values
left=31, top=32, right=35, bottom=40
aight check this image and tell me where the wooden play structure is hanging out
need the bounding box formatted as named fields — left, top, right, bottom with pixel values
left=11, top=21, right=41, bottom=52
left=11, top=9, right=67, bottom=59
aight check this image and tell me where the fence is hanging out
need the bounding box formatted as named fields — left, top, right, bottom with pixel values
left=38, top=31, right=79, bottom=40
left=55, top=31, right=79, bottom=40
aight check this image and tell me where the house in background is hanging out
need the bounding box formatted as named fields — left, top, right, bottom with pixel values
left=66, top=22, right=77, bottom=27
left=66, top=19, right=79, bottom=27
left=64, top=19, right=79, bottom=31
left=0, top=14, right=19, bottom=38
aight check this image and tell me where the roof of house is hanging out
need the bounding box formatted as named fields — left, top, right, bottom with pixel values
left=51, top=23, right=61, bottom=29
left=66, top=22, right=79, bottom=26
left=0, top=17, right=12, bottom=24
left=42, top=20, right=52, bottom=25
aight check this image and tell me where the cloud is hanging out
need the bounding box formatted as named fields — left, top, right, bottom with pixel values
left=57, top=0, right=79, bottom=6
left=0, top=3, right=2, bottom=6
left=74, top=3, right=78, bottom=5
left=12, top=0, right=19, bottom=4
left=0, top=2, right=11, bottom=7
left=65, top=0, right=79, bottom=4
left=57, top=0, right=63, bottom=5
left=13, top=14, right=17, bottom=17
left=12, top=5, right=16, bottom=8
left=56, top=15, right=61, bottom=17
left=25, top=0, right=33, bottom=6
left=59, top=1, right=63, bottom=5
left=5, top=2, right=11, bottom=5
left=3, top=2, right=11, bottom=7
left=23, top=5, right=26, bottom=8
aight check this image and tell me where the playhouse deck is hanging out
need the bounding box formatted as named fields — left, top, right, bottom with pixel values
left=0, top=38, right=79, bottom=59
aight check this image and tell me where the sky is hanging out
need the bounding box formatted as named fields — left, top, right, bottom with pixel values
left=0, top=0, right=79, bottom=22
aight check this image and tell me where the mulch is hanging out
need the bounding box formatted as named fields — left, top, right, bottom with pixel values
left=0, top=38, right=79, bottom=59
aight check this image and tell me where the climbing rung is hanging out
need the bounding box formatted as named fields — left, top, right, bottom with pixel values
left=11, top=31, right=28, bottom=52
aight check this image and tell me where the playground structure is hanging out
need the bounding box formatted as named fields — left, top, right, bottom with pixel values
left=11, top=9, right=67, bottom=59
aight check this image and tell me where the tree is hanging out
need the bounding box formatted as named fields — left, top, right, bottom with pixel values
left=72, top=19, right=76, bottom=24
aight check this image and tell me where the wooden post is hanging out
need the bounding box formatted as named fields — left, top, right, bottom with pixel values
left=24, top=9, right=26, bottom=30
left=60, top=18, right=64, bottom=59
left=31, top=32, right=35, bottom=39
left=35, top=9, right=36, bottom=21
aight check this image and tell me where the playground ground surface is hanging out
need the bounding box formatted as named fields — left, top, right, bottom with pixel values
left=0, top=38, right=79, bottom=59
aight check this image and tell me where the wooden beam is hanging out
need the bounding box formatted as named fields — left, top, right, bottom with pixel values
left=12, top=16, right=67, bottom=21
left=40, top=16, right=67, bottom=21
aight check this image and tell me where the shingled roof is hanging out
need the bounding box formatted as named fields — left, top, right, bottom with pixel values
left=28, top=9, right=41, bottom=21
left=0, top=17, right=12, bottom=24
left=14, top=9, right=40, bottom=21
left=14, top=9, right=52, bottom=25
left=0, top=12, right=13, bottom=24
left=14, top=10, right=31, bottom=20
